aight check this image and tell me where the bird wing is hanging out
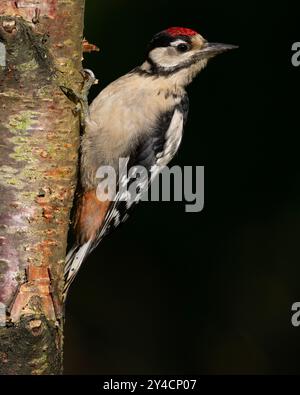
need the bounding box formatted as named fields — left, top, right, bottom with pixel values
left=93, top=95, right=189, bottom=246
left=64, top=96, right=188, bottom=297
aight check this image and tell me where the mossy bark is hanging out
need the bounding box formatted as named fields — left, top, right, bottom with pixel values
left=0, top=0, right=85, bottom=374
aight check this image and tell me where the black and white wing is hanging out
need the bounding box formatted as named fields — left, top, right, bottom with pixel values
left=64, top=96, right=188, bottom=297
left=95, top=95, right=189, bottom=243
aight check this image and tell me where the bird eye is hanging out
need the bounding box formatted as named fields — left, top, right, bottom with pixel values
left=177, top=43, right=189, bottom=53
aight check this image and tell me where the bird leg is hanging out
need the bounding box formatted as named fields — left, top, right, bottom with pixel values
left=60, top=69, right=98, bottom=128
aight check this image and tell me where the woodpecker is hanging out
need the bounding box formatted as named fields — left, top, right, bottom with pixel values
left=64, top=27, right=237, bottom=298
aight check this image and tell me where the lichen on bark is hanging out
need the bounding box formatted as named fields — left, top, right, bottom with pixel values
left=0, top=0, right=86, bottom=374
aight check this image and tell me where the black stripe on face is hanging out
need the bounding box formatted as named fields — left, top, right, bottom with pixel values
left=137, top=55, right=198, bottom=78
left=148, top=32, right=192, bottom=52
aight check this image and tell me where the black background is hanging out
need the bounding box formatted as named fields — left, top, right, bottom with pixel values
left=64, top=0, right=300, bottom=374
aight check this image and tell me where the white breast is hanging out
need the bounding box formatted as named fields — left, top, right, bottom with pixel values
left=82, top=72, right=185, bottom=189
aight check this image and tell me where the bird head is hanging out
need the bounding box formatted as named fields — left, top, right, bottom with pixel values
left=143, top=27, right=237, bottom=83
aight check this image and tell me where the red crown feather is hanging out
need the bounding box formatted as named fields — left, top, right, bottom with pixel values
left=166, top=27, right=198, bottom=37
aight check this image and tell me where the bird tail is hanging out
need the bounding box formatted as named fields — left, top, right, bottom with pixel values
left=63, top=239, right=93, bottom=301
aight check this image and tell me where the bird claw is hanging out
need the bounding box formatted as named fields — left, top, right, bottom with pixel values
left=78, top=69, right=98, bottom=127
left=82, top=69, right=98, bottom=90
left=60, top=69, right=98, bottom=129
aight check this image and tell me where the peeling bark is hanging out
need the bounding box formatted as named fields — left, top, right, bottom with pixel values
left=0, top=0, right=85, bottom=374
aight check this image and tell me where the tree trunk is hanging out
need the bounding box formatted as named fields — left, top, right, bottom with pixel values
left=0, top=0, right=85, bottom=374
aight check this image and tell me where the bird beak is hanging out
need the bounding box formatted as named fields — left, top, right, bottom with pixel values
left=198, top=42, right=238, bottom=59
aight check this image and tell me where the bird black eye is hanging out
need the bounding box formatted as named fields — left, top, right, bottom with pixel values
left=177, top=43, right=189, bottom=53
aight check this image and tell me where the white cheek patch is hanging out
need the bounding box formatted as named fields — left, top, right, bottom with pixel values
left=149, top=47, right=193, bottom=69
left=150, top=47, right=177, bottom=68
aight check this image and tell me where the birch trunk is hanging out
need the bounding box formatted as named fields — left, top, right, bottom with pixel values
left=0, top=0, right=85, bottom=374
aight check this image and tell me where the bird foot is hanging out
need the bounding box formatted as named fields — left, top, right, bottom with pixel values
left=60, top=69, right=98, bottom=128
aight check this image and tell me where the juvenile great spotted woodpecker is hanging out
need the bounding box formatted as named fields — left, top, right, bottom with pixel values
left=64, top=27, right=237, bottom=298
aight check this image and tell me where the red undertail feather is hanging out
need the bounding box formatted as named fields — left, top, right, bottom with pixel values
left=74, top=190, right=112, bottom=245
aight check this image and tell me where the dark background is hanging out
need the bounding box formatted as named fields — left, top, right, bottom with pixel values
left=64, top=0, right=300, bottom=374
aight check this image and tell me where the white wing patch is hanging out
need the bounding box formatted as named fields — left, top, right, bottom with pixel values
left=156, top=109, right=184, bottom=166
